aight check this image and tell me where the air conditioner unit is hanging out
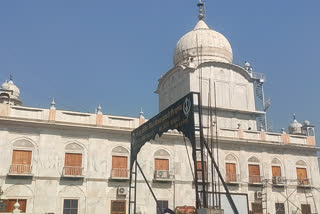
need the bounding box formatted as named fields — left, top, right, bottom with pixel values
left=156, top=170, right=169, bottom=179
left=273, top=176, right=284, bottom=184
left=255, top=191, right=263, bottom=199
left=117, top=187, right=127, bottom=196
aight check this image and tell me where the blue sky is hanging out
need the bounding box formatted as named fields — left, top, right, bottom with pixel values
left=0, top=0, right=319, bottom=142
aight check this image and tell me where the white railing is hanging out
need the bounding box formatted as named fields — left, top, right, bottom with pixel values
left=111, top=168, right=129, bottom=179
left=225, top=174, right=240, bottom=183
left=249, top=175, right=263, bottom=184
left=9, top=164, right=32, bottom=175
left=252, top=72, right=265, bottom=81
left=63, top=166, right=84, bottom=177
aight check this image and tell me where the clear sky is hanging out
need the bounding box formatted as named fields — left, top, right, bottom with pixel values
left=0, top=0, right=319, bottom=143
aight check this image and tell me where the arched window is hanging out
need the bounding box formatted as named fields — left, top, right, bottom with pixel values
left=111, top=146, right=129, bottom=179
left=225, top=154, right=239, bottom=183
left=271, top=158, right=284, bottom=185
left=154, top=149, right=173, bottom=181
left=296, top=160, right=309, bottom=185
left=9, top=139, right=35, bottom=176
left=248, top=156, right=261, bottom=183
left=63, top=143, right=84, bottom=177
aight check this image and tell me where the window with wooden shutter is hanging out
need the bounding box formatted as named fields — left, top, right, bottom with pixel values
left=155, top=159, right=169, bottom=171
left=296, top=168, right=308, bottom=185
left=64, top=153, right=82, bottom=176
left=196, top=161, right=207, bottom=181
left=0, top=199, right=27, bottom=213
left=226, top=163, right=237, bottom=182
left=111, top=200, right=126, bottom=214
left=248, top=164, right=260, bottom=183
left=251, top=202, right=262, bottom=214
left=301, top=204, right=311, bottom=214
left=272, top=166, right=281, bottom=177
left=112, top=156, right=128, bottom=178
left=11, top=150, right=32, bottom=174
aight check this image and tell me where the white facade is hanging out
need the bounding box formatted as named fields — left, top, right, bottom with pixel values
left=0, top=14, right=319, bottom=214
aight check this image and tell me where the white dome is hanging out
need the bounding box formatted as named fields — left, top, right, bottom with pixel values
left=173, top=20, right=233, bottom=66
left=7, top=80, right=20, bottom=98
left=289, top=118, right=302, bottom=135
left=0, top=78, right=22, bottom=105
left=1, top=80, right=9, bottom=90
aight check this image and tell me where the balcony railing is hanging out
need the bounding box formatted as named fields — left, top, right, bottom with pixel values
left=251, top=72, right=265, bottom=81
left=63, top=166, right=84, bottom=177
left=225, top=174, right=240, bottom=183
left=249, top=175, right=263, bottom=184
left=154, top=170, right=174, bottom=181
left=111, top=168, right=129, bottom=179
left=297, top=178, right=311, bottom=186
left=8, top=164, right=32, bottom=176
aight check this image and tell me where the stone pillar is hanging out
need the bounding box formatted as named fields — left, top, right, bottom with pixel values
left=49, top=98, right=56, bottom=121
left=237, top=124, right=243, bottom=139
left=0, top=103, right=10, bottom=117
left=96, top=104, right=103, bottom=126
left=260, top=130, right=266, bottom=141
left=139, top=108, right=145, bottom=125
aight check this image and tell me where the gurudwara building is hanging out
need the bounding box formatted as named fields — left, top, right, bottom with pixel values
left=0, top=6, right=319, bottom=214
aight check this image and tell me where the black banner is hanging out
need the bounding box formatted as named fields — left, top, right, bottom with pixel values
left=131, top=92, right=196, bottom=167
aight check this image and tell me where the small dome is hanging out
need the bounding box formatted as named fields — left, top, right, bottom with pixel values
left=1, top=80, right=9, bottom=90
left=288, top=114, right=302, bottom=135
left=7, top=79, right=21, bottom=98
left=173, top=20, right=233, bottom=66
left=0, top=77, right=22, bottom=105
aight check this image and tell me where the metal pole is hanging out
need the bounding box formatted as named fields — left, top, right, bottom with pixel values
left=198, top=94, right=207, bottom=208
left=136, top=162, right=164, bottom=214
left=128, top=160, right=133, bottom=214
left=134, top=162, right=138, bottom=214
left=203, top=140, right=239, bottom=214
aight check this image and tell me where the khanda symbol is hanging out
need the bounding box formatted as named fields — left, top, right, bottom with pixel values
left=183, top=97, right=191, bottom=118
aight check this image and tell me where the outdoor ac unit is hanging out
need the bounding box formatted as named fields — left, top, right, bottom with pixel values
left=255, top=191, right=263, bottom=199
left=117, top=187, right=127, bottom=196
left=156, top=170, right=169, bottom=179
left=273, top=176, right=284, bottom=184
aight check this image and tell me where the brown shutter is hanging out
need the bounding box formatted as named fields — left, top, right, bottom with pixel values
left=12, top=150, right=32, bottom=165
left=297, top=168, right=308, bottom=184
left=65, top=153, right=82, bottom=167
left=111, top=200, right=126, bottom=214
left=301, top=204, right=311, bottom=214
left=64, top=153, right=82, bottom=175
left=155, top=159, right=169, bottom=171
left=297, top=168, right=307, bottom=179
left=112, top=156, right=128, bottom=169
left=112, top=156, right=128, bottom=177
left=272, top=166, right=281, bottom=177
left=6, top=200, right=27, bottom=213
left=196, top=161, right=207, bottom=171
left=226, top=163, right=236, bottom=182
left=6, top=200, right=16, bottom=213
left=249, top=164, right=260, bottom=183
left=11, top=150, right=32, bottom=174
left=18, top=200, right=27, bottom=213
